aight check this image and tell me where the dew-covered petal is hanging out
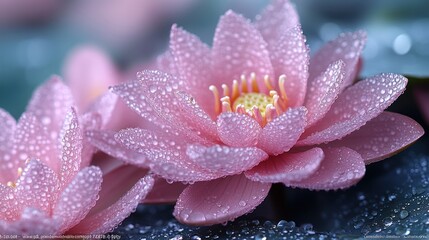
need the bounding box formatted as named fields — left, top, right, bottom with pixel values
left=175, top=91, right=218, bottom=141
left=115, top=128, right=218, bottom=182
left=212, top=11, right=274, bottom=91
left=299, top=73, right=408, bottom=146
left=0, top=208, right=59, bottom=235
left=26, top=76, right=74, bottom=141
left=145, top=177, right=187, bottom=204
left=270, top=25, right=309, bottom=107
left=129, top=77, right=211, bottom=142
left=15, top=160, right=60, bottom=215
left=170, top=25, right=215, bottom=114
left=309, top=31, right=366, bottom=92
left=305, top=60, right=345, bottom=127
left=245, top=148, right=324, bottom=183
left=286, top=147, right=365, bottom=190
left=0, top=108, right=16, bottom=150
left=174, top=174, right=271, bottom=226
left=0, top=108, right=16, bottom=181
left=11, top=113, right=56, bottom=176
left=327, top=112, right=424, bottom=164
left=254, top=0, right=299, bottom=48
left=257, top=107, right=307, bottom=156
left=70, top=175, right=154, bottom=234
left=88, top=165, right=146, bottom=214
left=0, top=185, right=16, bottom=220
left=59, top=108, right=83, bottom=186
left=79, top=112, right=102, bottom=168
left=156, top=51, right=177, bottom=75
left=110, top=80, right=162, bottom=128
left=186, top=144, right=268, bottom=176
left=217, top=112, right=261, bottom=147
left=86, top=130, right=146, bottom=165
left=85, top=91, right=118, bottom=129
left=53, top=166, right=102, bottom=233
left=63, top=45, right=119, bottom=111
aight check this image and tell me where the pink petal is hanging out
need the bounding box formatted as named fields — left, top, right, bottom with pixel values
left=110, top=80, right=159, bottom=124
left=212, top=11, right=274, bottom=92
left=257, top=107, right=307, bottom=156
left=110, top=80, right=170, bottom=133
left=175, top=91, right=218, bottom=142
left=217, top=112, right=261, bottom=147
left=0, top=108, right=16, bottom=150
left=15, top=160, right=60, bottom=215
left=305, top=60, right=345, bottom=127
left=186, top=144, right=268, bottom=176
left=26, top=76, right=74, bottom=141
left=299, top=73, right=408, bottom=146
left=327, top=112, right=424, bottom=164
left=415, top=88, right=429, bottom=123
left=53, top=166, right=102, bottom=233
left=0, top=109, right=16, bottom=182
left=116, top=128, right=218, bottom=182
left=174, top=174, right=271, bottom=226
left=286, top=147, right=365, bottom=190
left=254, top=0, right=299, bottom=47
left=79, top=112, right=102, bottom=168
left=309, top=31, right=366, bottom=92
left=144, top=177, right=187, bottom=203
left=63, top=45, right=120, bottom=111
left=245, top=148, right=324, bottom=183
left=86, top=130, right=146, bottom=165
left=0, top=208, right=59, bottom=235
left=0, top=185, right=16, bottom=220
left=270, top=25, right=309, bottom=107
left=11, top=113, right=57, bottom=175
left=87, top=165, right=146, bottom=214
left=69, top=175, right=154, bottom=234
left=170, top=25, right=215, bottom=114
left=59, top=108, right=83, bottom=186
left=85, top=91, right=118, bottom=129
left=134, top=70, right=211, bottom=143
left=156, top=51, right=177, bottom=75
left=112, top=72, right=207, bottom=143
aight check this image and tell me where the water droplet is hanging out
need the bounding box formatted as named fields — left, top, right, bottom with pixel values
left=382, top=217, right=393, bottom=227
left=399, top=210, right=409, bottom=219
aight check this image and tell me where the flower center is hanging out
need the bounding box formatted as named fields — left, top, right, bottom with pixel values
left=233, top=93, right=273, bottom=116
left=209, top=73, right=289, bottom=126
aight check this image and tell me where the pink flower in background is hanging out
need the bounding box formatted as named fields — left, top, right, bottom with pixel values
left=98, top=0, right=423, bottom=226
left=0, top=77, right=154, bottom=235
left=63, top=46, right=186, bottom=203
left=65, top=0, right=197, bottom=51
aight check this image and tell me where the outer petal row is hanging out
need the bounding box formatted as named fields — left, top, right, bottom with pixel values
left=174, top=174, right=271, bottom=226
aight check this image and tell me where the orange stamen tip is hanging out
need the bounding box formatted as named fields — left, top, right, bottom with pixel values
left=264, top=76, right=274, bottom=91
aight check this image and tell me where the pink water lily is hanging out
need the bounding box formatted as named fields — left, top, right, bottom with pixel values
left=102, top=0, right=423, bottom=226
left=0, top=77, right=154, bottom=235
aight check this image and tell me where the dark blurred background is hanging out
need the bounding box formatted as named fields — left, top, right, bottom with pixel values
left=1, top=0, right=428, bottom=118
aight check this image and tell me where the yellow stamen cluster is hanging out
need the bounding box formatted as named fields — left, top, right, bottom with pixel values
left=210, top=73, right=289, bottom=126
left=6, top=159, right=30, bottom=188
